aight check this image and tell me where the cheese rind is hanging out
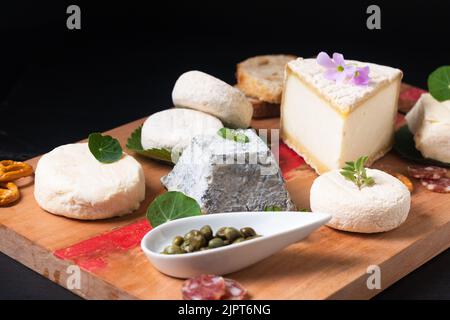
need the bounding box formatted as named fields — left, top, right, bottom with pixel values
left=34, top=143, right=146, bottom=220
left=310, top=169, right=411, bottom=233
left=281, top=58, right=402, bottom=174
left=141, top=108, right=223, bottom=154
left=161, top=129, right=295, bottom=213
left=406, top=93, right=450, bottom=163
left=172, top=71, right=253, bottom=128
left=287, top=58, right=402, bottom=114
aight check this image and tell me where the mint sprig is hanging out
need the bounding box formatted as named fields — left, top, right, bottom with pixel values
left=88, top=133, right=123, bottom=163
left=217, top=128, right=249, bottom=143
left=340, top=156, right=375, bottom=190
left=428, top=66, right=450, bottom=102
left=146, top=191, right=201, bottom=228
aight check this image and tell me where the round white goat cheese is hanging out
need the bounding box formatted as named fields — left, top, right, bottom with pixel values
left=34, top=143, right=145, bottom=220
left=141, top=108, right=223, bottom=155
left=172, top=70, right=253, bottom=128
left=310, top=169, right=410, bottom=233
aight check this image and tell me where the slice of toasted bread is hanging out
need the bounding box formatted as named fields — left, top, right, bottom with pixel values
left=247, top=96, right=280, bottom=118
left=236, top=55, right=296, bottom=104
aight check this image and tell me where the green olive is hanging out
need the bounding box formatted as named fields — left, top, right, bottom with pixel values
left=215, top=227, right=228, bottom=240
left=200, top=225, right=213, bottom=241
left=224, top=227, right=242, bottom=242
left=208, top=237, right=225, bottom=249
left=233, top=237, right=246, bottom=244
left=223, top=239, right=231, bottom=246
left=199, top=247, right=209, bottom=251
left=172, top=236, right=184, bottom=246
left=240, top=227, right=256, bottom=238
left=162, top=245, right=185, bottom=254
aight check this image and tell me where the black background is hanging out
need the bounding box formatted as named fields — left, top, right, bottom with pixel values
left=0, top=0, right=449, bottom=299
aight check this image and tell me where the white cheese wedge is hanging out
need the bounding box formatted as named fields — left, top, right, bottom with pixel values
left=405, top=93, right=450, bottom=163
left=310, top=169, right=410, bottom=233
left=34, top=143, right=145, bottom=220
left=281, top=58, right=402, bottom=174
left=141, top=108, right=223, bottom=156
left=172, top=70, right=253, bottom=128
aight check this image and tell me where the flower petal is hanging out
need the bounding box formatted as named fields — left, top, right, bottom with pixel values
left=335, top=70, right=348, bottom=83
left=332, top=52, right=345, bottom=66
left=352, top=66, right=371, bottom=85
left=324, top=69, right=339, bottom=81
left=317, top=52, right=336, bottom=69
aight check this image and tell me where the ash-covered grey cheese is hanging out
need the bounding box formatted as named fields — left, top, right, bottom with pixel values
left=161, top=129, right=296, bottom=213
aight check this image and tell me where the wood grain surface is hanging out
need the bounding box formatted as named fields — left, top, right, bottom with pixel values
left=1, top=84, right=449, bottom=300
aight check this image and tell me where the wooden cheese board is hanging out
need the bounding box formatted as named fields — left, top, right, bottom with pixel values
left=1, top=84, right=449, bottom=300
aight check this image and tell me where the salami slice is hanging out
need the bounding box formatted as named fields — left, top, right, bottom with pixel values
left=421, top=178, right=450, bottom=193
left=407, top=165, right=447, bottom=180
left=222, top=278, right=247, bottom=300
left=181, top=275, right=225, bottom=300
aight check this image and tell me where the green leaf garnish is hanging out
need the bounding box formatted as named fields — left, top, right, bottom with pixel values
left=126, top=126, right=174, bottom=163
left=146, top=191, right=201, bottom=228
left=217, top=128, right=249, bottom=143
left=264, top=205, right=282, bottom=212
left=340, top=156, right=375, bottom=190
left=428, top=66, right=450, bottom=102
left=88, top=133, right=123, bottom=163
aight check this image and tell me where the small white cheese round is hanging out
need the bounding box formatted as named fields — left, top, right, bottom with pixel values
left=172, top=70, right=253, bottom=128
left=310, top=169, right=410, bottom=233
left=141, top=108, right=223, bottom=154
left=406, top=93, right=450, bottom=163
left=34, top=143, right=145, bottom=220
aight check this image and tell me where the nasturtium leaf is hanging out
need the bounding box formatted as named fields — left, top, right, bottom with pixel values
left=126, top=126, right=174, bottom=164
left=217, top=128, right=250, bottom=143
left=146, top=191, right=202, bottom=228
left=88, top=132, right=123, bottom=163
left=394, top=126, right=450, bottom=167
left=428, top=66, right=450, bottom=102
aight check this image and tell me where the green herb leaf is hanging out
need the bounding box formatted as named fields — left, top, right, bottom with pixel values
left=428, top=66, right=450, bottom=102
left=298, top=208, right=310, bottom=212
left=146, top=191, right=201, bottom=228
left=126, top=126, right=174, bottom=163
left=340, top=156, right=375, bottom=190
left=264, top=205, right=282, bottom=212
left=217, top=128, right=250, bottom=143
left=88, top=133, right=123, bottom=163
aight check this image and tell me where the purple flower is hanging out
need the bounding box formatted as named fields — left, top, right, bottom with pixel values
left=317, top=52, right=353, bottom=82
left=351, top=66, right=370, bottom=85
left=316, top=51, right=371, bottom=86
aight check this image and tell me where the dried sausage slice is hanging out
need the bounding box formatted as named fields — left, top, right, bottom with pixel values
left=181, top=275, right=225, bottom=300
left=222, top=278, right=247, bottom=300
left=421, top=178, right=450, bottom=193
left=407, top=166, right=447, bottom=180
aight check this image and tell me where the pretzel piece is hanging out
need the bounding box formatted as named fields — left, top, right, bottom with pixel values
left=0, top=160, right=34, bottom=182
left=0, top=182, right=20, bottom=206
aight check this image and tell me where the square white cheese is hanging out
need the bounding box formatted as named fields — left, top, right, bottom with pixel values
left=281, top=58, right=402, bottom=174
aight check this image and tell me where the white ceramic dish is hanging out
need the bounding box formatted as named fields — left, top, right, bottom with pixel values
left=141, top=211, right=331, bottom=278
